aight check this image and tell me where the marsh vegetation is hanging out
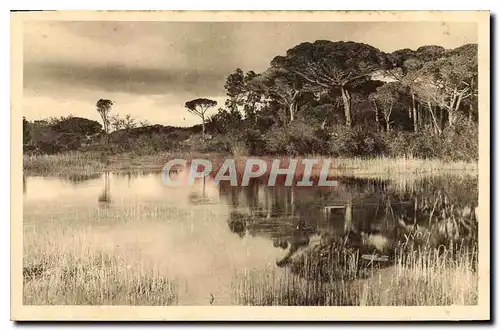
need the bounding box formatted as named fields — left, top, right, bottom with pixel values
left=22, top=39, right=479, bottom=306
left=23, top=167, right=478, bottom=305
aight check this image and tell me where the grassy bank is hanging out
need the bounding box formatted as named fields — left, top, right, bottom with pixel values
left=23, top=251, right=178, bottom=305
left=23, top=151, right=172, bottom=179
left=23, top=151, right=478, bottom=179
left=23, top=214, right=181, bottom=305
left=231, top=245, right=478, bottom=306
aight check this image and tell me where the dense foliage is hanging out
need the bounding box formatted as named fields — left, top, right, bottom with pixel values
left=198, top=41, right=478, bottom=161
left=23, top=40, right=478, bottom=161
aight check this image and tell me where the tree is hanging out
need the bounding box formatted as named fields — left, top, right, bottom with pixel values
left=50, top=117, right=101, bottom=135
left=224, top=68, right=246, bottom=113
left=248, top=68, right=305, bottom=123
left=417, top=44, right=477, bottom=128
left=243, top=70, right=266, bottom=124
left=223, top=69, right=266, bottom=123
left=96, top=99, right=113, bottom=145
left=207, top=108, right=242, bottom=134
left=23, top=117, right=31, bottom=145
left=369, top=82, right=406, bottom=132
left=388, top=49, right=424, bottom=132
left=415, top=45, right=446, bottom=62
left=271, top=40, right=391, bottom=127
left=387, top=45, right=447, bottom=133
left=122, top=114, right=136, bottom=130
left=185, top=98, right=217, bottom=136
left=110, top=114, right=137, bottom=131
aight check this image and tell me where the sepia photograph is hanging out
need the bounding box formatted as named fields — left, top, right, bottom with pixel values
left=10, top=10, right=490, bottom=321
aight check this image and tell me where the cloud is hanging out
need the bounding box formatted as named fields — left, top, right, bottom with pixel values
left=23, top=89, right=226, bottom=127
left=22, top=20, right=478, bottom=124
left=24, top=61, right=228, bottom=96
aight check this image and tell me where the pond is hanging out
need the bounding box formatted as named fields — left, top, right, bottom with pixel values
left=23, top=169, right=478, bottom=305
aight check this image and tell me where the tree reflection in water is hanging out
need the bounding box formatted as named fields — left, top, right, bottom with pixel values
left=97, top=172, right=111, bottom=206
left=222, top=175, right=478, bottom=281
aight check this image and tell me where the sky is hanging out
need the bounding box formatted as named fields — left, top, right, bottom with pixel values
left=23, top=21, right=477, bottom=127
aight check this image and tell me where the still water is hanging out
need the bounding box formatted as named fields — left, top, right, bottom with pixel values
left=23, top=170, right=478, bottom=305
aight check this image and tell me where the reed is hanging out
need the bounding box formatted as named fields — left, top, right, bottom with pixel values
left=22, top=205, right=185, bottom=305
left=23, top=251, right=178, bottom=305
left=24, top=151, right=478, bottom=179
left=23, top=151, right=106, bottom=178
left=231, top=244, right=478, bottom=306
left=357, top=245, right=478, bottom=306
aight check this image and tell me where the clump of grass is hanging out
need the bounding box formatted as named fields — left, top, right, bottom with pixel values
left=327, top=156, right=478, bottom=176
left=22, top=212, right=187, bottom=306
left=232, top=244, right=477, bottom=306
left=23, top=151, right=106, bottom=178
left=23, top=150, right=208, bottom=179
left=24, top=151, right=478, bottom=180
left=23, top=251, right=178, bottom=305
left=231, top=244, right=362, bottom=306
left=23, top=151, right=171, bottom=179
left=357, top=245, right=478, bottom=306
left=231, top=268, right=359, bottom=306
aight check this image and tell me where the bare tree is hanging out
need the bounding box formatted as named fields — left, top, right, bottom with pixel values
left=110, top=114, right=137, bottom=131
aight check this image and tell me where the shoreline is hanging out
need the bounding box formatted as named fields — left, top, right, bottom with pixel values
left=23, top=151, right=479, bottom=180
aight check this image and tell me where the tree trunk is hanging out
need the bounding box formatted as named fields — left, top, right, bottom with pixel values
left=412, top=93, right=418, bottom=133
left=289, top=102, right=295, bottom=122
left=201, top=114, right=206, bottom=136
left=340, top=86, right=352, bottom=128
left=449, top=92, right=464, bottom=128
left=321, top=117, right=327, bottom=130
left=439, top=107, right=444, bottom=130
left=427, top=102, right=442, bottom=135
left=418, top=104, right=423, bottom=131
left=385, top=104, right=393, bottom=132
left=344, top=197, right=353, bottom=233
left=372, top=101, right=380, bottom=131
left=100, top=115, right=109, bottom=146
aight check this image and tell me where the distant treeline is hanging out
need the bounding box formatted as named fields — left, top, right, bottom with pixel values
left=23, top=40, right=478, bottom=161
left=22, top=115, right=201, bottom=155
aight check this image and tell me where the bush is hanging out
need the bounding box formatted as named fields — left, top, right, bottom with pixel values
left=440, top=118, right=478, bottom=162
left=128, top=134, right=170, bottom=155
left=263, top=120, right=329, bottom=156
left=382, top=118, right=478, bottom=161
left=329, top=125, right=387, bottom=157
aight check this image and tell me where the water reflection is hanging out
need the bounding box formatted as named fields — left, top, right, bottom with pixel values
left=97, top=172, right=111, bottom=205
left=217, top=175, right=478, bottom=276
left=23, top=169, right=478, bottom=304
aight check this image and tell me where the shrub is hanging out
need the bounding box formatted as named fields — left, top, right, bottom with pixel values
left=440, top=118, right=478, bottom=162
left=329, top=125, right=387, bottom=157
left=262, top=120, right=329, bottom=156
left=382, top=118, right=478, bottom=161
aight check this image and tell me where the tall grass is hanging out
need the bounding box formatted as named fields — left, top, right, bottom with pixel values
left=23, top=151, right=172, bottom=178
left=231, top=246, right=361, bottom=306
left=357, top=245, right=478, bottom=306
left=24, top=151, right=478, bottom=179
left=231, top=245, right=477, bottom=306
left=327, top=156, right=478, bottom=175
left=22, top=204, right=187, bottom=305
left=23, top=151, right=106, bottom=179
left=23, top=252, right=178, bottom=305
